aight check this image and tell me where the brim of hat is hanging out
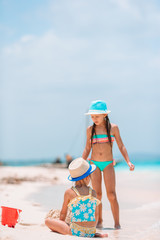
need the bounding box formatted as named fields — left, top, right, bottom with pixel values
left=85, top=110, right=111, bottom=115
left=68, top=164, right=97, bottom=181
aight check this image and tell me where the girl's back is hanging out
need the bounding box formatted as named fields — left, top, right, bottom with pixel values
left=68, top=185, right=100, bottom=228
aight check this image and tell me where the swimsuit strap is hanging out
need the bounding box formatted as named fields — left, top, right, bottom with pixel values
left=72, top=187, right=92, bottom=196
left=89, top=187, right=92, bottom=196
left=72, top=187, right=80, bottom=196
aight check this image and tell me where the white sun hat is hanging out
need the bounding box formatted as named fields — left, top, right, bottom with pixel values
left=68, top=157, right=96, bottom=181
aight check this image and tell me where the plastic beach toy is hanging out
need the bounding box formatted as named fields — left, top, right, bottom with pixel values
left=1, top=206, right=22, bottom=228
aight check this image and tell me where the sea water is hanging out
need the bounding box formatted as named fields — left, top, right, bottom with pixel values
left=0, top=158, right=65, bottom=166
left=1, top=153, right=160, bottom=168
left=28, top=155, right=160, bottom=212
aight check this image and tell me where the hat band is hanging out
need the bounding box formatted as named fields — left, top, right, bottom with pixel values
left=89, top=109, right=107, bottom=113
left=70, top=165, right=92, bottom=181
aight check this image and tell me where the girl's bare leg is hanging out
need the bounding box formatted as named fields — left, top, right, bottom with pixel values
left=90, top=166, right=103, bottom=226
left=103, top=164, right=121, bottom=229
left=45, top=218, right=72, bottom=235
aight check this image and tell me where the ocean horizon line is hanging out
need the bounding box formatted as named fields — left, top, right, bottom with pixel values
left=0, top=152, right=160, bottom=167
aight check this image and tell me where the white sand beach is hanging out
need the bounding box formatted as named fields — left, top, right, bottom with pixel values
left=0, top=166, right=160, bottom=240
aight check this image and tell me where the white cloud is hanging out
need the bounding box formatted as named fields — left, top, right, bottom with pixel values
left=150, top=56, right=160, bottom=68
left=2, top=31, right=90, bottom=88
left=1, top=0, right=160, bottom=158
left=20, top=35, right=35, bottom=43
left=2, top=23, right=160, bottom=100
left=112, top=0, right=142, bottom=19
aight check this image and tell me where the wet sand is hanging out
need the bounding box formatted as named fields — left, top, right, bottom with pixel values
left=0, top=166, right=160, bottom=240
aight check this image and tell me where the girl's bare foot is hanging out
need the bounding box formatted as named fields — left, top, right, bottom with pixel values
left=114, top=224, right=121, bottom=229
left=95, top=233, right=108, bottom=238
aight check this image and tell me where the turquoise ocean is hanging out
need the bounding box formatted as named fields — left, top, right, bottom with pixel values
left=1, top=153, right=160, bottom=169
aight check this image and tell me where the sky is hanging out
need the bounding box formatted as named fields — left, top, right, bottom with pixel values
left=0, top=0, right=160, bottom=161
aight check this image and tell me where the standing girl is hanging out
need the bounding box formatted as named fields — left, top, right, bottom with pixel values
left=45, top=157, right=108, bottom=238
left=82, top=100, right=135, bottom=229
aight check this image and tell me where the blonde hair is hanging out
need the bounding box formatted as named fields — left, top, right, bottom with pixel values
left=75, top=176, right=90, bottom=187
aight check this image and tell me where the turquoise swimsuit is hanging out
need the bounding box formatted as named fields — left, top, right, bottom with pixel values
left=91, top=134, right=115, bottom=171
left=68, top=187, right=100, bottom=222
left=68, top=187, right=101, bottom=237
left=90, top=160, right=113, bottom=171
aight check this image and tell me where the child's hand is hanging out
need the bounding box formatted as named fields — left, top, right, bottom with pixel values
left=128, top=162, right=135, bottom=171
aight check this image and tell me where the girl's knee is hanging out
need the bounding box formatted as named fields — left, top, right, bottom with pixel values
left=45, top=218, right=50, bottom=226
left=107, top=192, right=117, bottom=202
left=45, top=218, right=54, bottom=227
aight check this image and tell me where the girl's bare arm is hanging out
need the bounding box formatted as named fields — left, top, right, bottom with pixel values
left=82, top=126, right=92, bottom=160
left=95, top=206, right=99, bottom=225
left=60, top=189, right=71, bottom=221
left=113, top=124, right=135, bottom=171
left=92, top=190, right=99, bottom=224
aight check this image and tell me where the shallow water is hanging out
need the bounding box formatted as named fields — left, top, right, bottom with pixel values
left=29, top=167, right=160, bottom=211
left=28, top=168, right=160, bottom=240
